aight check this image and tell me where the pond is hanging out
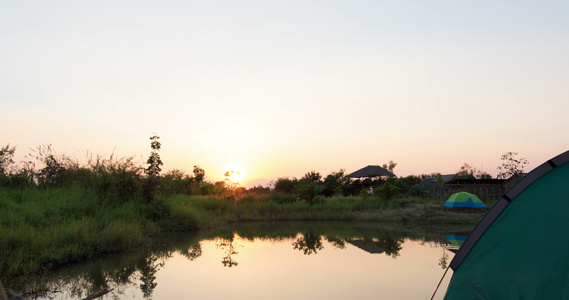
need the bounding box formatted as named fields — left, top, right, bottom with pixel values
left=11, top=222, right=470, bottom=300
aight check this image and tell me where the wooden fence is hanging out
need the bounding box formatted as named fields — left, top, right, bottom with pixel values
left=423, top=185, right=508, bottom=203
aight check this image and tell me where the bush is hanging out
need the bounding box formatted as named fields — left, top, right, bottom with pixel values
left=374, top=182, right=400, bottom=200
left=91, top=156, right=144, bottom=203
left=293, top=180, right=323, bottom=204
left=274, top=177, right=297, bottom=194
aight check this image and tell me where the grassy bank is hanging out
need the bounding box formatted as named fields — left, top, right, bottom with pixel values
left=0, top=186, right=486, bottom=279
left=0, top=186, right=187, bottom=277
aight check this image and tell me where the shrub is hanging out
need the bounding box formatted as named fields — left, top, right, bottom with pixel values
left=293, top=179, right=323, bottom=204
left=274, top=177, right=297, bottom=194
left=374, top=182, right=400, bottom=200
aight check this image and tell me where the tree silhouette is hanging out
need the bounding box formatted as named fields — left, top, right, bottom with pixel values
left=497, top=151, right=529, bottom=179
left=144, top=134, right=162, bottom=203
left=292, top=233, right=324, bottom=255
left=216, top=235, right=242, bottom=267
left=179, top=243, right=202, bottom=261
left=145, top=135, right=162, bottom=177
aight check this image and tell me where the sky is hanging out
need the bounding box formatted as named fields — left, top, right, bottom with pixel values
left=2, top=1, right=568, bottom=187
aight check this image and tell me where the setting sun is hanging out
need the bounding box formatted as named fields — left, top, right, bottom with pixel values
left=225, top=165, right=246, bottom=184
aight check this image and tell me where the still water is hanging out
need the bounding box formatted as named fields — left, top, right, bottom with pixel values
left=18, top=222, right=468, bottom=300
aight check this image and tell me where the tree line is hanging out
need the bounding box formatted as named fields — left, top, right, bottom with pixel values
left=0, top=136, right=530, bottom=204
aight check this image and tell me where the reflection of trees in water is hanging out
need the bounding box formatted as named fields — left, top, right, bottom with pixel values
left=439, top=248, right=449, bottom=269
left=361, top=236, right=403, bottom=258
left=293, top=234, right=403, bottom=258
left=179, top=243, right=202, bottom=261
left=292, top=233, right=324, bottom=255
left=11, top=248, right=177, bottom=300
left=216, top=234, right=243, bottom=267
left=137, top=253, right=168, bottom=299
left=10, top=227, right=427, bottom=298
left=325, top=235, right=346, bottom=249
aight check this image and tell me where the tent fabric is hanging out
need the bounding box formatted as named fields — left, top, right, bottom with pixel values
left=444, top=150, right=569, bottom=299
left=443, top=192, right=487, bottom=208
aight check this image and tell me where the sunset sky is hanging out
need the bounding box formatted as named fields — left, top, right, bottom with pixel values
left=2, top=1, right=568, bottom=186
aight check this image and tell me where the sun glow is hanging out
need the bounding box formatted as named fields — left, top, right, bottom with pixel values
left=225, top=165, right=246, bottom=184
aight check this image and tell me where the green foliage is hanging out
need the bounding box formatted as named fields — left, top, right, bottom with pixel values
left=193, top=165, right=205, bottom=182
left=28, top=145, right=71, bottom=188
left=382, top=160, right=397, bottom=173
left=247, top=185, right=270, bottom=195
left=199, top=181, right=219, bottom=196
left=91, top=156, right=144, bottom=203
left=223, top=171, right=241, bottom=200
left=274, top=177, right=297, bottom=194
left=497, top=151, right=529, bottom=179
left=0, top=144, right=34, bottom=188
left=0, top=144, right=16, bottom=176
left=392, top=175, right=423, bottom=196
left=456, top=162, right=490, bottom=179
left=6, top=169, right=35, bottom=189
left=322, top=169, right=351, bottom=197
left=374, top=182, right=400, bottom=200
left=293, top=179, right=323, bottom=204
left=145, top=135, right=162, bottom=177
left=301, top=171, right=322, bottom=183
left=144, top=134, right=163, bottom=203
left=268, top=192, right=297, bottom=204
left=456, top=163, right=476, bottom=179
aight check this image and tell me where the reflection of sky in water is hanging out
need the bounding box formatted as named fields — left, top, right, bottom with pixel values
left=149, top=236, right=453, bottom=300
left=32, top=233, right=456, bottom=300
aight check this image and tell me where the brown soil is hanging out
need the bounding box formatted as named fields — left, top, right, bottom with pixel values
left=354, top=203, right=488, bottom=225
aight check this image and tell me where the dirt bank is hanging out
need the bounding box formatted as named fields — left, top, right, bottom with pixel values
left=355, top=203, right=488, bottom=225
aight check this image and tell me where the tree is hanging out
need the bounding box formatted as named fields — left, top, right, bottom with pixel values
left=193, top=165, right=205, bottom=182
left=0, top=144, right=16, bottom=175
left=456, top=163, right=476, bottom=179
left=144, top=134, right=163, bottom=203
left=0, top=144, right=16, bottom=186
left=301, top=171, right=322, bottom=183
left=322, top=169, right=350, bottom=197
left=274, top=177, right=297, bottom=194
left=293, top=179, right=322, bottom=204
left=145, top=135, right=162, bottom=177
left=497, top=151, right=529, bottom=179
left=224, top=170, right=241, bottom=200
left=382, top=160, right=397, bottom=174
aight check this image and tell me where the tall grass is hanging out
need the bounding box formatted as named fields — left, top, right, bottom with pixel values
left=0, top=187, right=175, bottom=277
left=166, top=193, right=430, bottom=224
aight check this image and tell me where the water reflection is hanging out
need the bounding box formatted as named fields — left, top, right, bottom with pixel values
left=293, top=233, right=324, bottom=255
left=216, top=234, right=242, bottom=267
left=7, top=222, right=472, bottom=300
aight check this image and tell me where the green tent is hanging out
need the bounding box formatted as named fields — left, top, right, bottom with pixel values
left=443, top=192, right=487, bottom=208
left=443, top=150, right=569, bottom=299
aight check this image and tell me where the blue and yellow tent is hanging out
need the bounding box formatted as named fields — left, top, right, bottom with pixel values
left=443, top=192, right=486, bottom=208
